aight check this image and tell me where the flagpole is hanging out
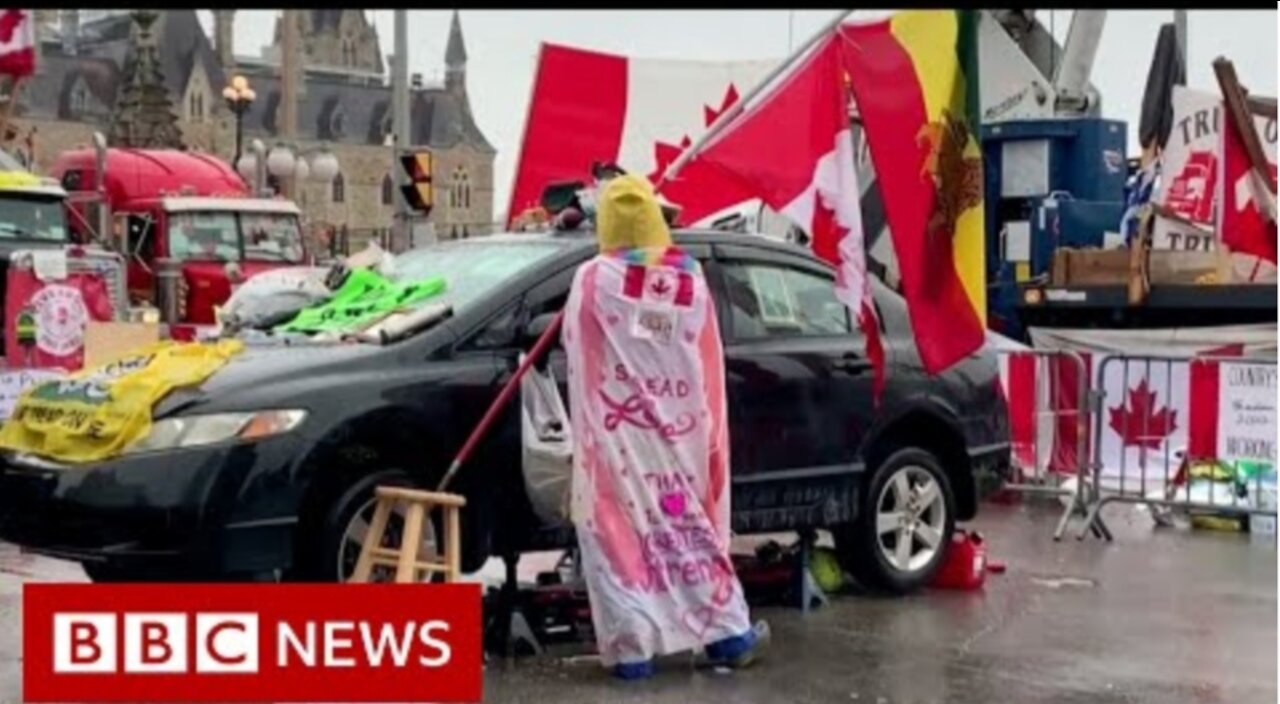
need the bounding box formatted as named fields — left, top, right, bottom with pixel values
left=655, top=8, right=855, bottom=191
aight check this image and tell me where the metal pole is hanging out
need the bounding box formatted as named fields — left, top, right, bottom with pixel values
left=1173, top=10, right=1187, bottom=73
left=280, top=10, right=299, bottom=200
left=92, top=131, right=109, bottom=243
left=392, top=9, right=411, bottom=250
left=233, top=110, right=243, bottom=171
left=655, top=8, right=854, bottom=190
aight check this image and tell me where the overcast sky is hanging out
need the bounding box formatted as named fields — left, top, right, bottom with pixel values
left=204, top=10, right=1278, bottom=219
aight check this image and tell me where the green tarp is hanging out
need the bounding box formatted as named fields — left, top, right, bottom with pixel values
left=277, top=268, right=447, bottom=334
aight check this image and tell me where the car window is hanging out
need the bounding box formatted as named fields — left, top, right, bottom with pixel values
left=722, top=261, right=850, bottom=340
left=459, top=261, right=580, bottom=352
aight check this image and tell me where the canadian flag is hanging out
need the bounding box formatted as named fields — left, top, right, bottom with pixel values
left=0, top=10, right=34, bottom=78
left=683, top=32, right=884, bottom=398
left=1218, top=103, right=1278, bottom=265
left=507, top=43, right=775, bottom=228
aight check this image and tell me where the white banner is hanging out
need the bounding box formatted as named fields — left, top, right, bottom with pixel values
left=1217, top=362, right=1278, bottom=465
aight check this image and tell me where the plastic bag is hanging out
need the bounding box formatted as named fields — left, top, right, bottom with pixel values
left=220, top=267, right=332, bottom=331
left=520, top=354, right=572, bottom=526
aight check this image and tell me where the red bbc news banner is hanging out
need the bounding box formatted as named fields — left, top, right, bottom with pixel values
left=23, top=583, right=484, bottom=703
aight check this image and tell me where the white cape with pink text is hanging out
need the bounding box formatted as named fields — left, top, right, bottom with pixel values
left=562, top=251, right=751, bottom=666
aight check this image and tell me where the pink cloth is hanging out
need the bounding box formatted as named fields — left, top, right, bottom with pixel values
left=563, top=249, right=751, bottom=667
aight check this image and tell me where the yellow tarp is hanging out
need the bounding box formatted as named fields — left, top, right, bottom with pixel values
left=0, top=339, right=243, bottom=464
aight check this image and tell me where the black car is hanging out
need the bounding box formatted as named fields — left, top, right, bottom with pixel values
left=0, top=230, right=1009, bottom=594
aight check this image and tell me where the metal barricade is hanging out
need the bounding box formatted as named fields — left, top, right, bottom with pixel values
left=996, top=349, right=1098, bottom=540
left=1077, top=355, right=1277, bottom=541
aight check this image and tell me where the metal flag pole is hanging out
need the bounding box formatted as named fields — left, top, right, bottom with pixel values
left=654, top=8, right=855, bottom=191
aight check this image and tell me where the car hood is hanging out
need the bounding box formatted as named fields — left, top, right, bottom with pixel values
left=154, top=341, right=388, bottom=417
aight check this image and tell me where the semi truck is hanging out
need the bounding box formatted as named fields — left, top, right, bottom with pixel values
left=50, top=146, right=307, bottom=336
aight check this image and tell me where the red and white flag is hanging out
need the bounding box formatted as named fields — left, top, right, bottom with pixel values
left=0, top=10, right=35, bottom=78
left=1218, top=104, right=1277, bottom=265
left=685, top=32, right=885, bottom=398
left=507, top=43, right=775, bottom=228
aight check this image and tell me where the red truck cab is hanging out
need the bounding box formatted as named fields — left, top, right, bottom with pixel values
left=50, top=148, right=307, bottom=326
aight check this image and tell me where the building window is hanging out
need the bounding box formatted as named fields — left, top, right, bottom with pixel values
left=71, top=85, right=88, bottom=114
left=381, top=173, right=394, bottom=205
left=451, top=167, right=470, bottom=212
left=188, top=91, right=204, bottom=123
left=332, top=172, right=345, bottom=203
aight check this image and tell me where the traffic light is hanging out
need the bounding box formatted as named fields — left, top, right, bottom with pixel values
left=399, top=151, right=434, bottom=214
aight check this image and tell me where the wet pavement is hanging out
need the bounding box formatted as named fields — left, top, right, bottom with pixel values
left=1, top=501, right=1275, bottom=703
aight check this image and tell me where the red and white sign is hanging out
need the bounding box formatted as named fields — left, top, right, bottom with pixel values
left=4, top=269, right=115, bottom=372
left=507, top=43, right=775, bottom=228
left=24, top=584, right=483, bottom=703
left=1153, top=86, right=1278, bottom=253
left=0, top=10, right=34, bottom=77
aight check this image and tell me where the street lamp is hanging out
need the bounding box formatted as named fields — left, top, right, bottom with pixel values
left=222, top=75, right=256, bottom=173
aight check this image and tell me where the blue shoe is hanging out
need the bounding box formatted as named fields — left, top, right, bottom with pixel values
left=704, top=621, right=771, bottom=669
left=613, top=660, right=656, bottom=680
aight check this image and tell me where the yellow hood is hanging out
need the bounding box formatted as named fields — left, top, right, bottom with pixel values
left=595, top=174, right=672, bottom=252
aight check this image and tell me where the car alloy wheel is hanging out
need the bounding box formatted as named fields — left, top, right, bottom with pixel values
left=337, top=495, right=440, bottom=582
left=875, top=464, right=947, bottom=574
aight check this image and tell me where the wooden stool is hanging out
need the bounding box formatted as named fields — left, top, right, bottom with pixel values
left=349, top=486, right=467, bottom=583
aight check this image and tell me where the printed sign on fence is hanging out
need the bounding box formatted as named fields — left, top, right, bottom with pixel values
left=0, top=369, right=65, bottom=421
left=1217, top=362, right=1278, bottom=464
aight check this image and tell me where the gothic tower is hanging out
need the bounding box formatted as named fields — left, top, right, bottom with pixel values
left=108, top=10, right=184, bottom=149
left=444, top=10, right=466, bottom=96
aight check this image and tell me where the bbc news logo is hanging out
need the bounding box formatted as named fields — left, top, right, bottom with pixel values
left=25, top=584, right=482, bottom=702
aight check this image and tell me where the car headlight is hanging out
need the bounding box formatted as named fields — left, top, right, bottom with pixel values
left=124, top=409, right=307, bottom=455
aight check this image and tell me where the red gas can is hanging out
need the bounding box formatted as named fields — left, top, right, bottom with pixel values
left=931, top=530, right=988, bottom=591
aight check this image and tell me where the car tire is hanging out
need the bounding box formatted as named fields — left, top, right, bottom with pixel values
left=297, top=468, right=443, bottom=583
left=82, top=562, right=139, bottom=583
left=835, top=447, right=956, bottom=595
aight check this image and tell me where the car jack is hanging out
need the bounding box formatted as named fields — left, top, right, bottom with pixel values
left=792, top=529, right=829, bottom=612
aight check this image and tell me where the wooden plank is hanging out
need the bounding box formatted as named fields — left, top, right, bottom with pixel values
left=446, top=507, right=462, bottom=583
left=1214, top=57, right=1275, bottom=196
left=395, top=502, right=426, bottom=583
left=349, top=500, right=392, bottom=584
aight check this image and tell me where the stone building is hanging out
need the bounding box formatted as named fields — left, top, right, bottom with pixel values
left=6, top=9, right=496, bottom=245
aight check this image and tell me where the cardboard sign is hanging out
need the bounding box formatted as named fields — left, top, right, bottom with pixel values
left=83, top=322, right=162, bottom=370
left=1152, top=86, right=1278, bottom=251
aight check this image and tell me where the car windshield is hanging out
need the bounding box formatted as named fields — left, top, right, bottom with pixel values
left=388, top=238, right=567, bottom=314
left=0, top=195, right=67, bottom=241
left=168, top=211, right=304, bottom=263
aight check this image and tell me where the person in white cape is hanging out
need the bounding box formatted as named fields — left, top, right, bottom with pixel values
left=562, top=174, right=769, bottom=680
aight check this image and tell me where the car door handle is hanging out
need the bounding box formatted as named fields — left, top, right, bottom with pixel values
left=833, top=354, right=871, bottom=373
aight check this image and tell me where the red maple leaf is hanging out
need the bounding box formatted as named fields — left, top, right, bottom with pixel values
left=1108, top=378, right=1178, bottom=450
left=647, top=135, right=692, bottom=185
left=646, top=84, right=742, bottom=186
left=649, top=275, right=672, bottom=297
left=0, top=10, right=26, bottom=44
left=703, top=84, right=740, bottom=127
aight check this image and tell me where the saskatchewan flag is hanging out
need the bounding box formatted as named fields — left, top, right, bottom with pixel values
left=841, top=10, right=986, bottom=374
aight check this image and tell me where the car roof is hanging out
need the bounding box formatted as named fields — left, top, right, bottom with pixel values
left=482, top=227, right=819, bottom=261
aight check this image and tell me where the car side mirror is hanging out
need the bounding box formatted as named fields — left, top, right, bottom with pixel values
left=522, top=311, right=560, bottom=346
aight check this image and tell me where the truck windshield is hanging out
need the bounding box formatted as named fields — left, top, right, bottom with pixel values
left=242, top=212, right=304, bottom=262
left=0, top=195, right=67, bottom=241
left=169, top=211, right=304, bottom=263
left=390, top=239, right=566, bottom=313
